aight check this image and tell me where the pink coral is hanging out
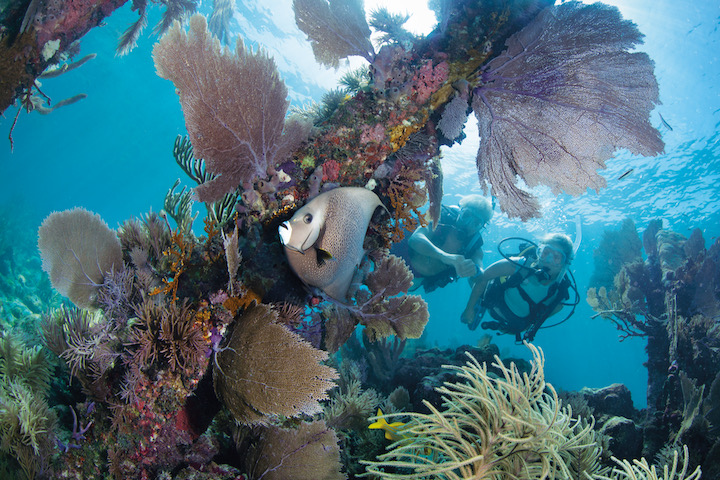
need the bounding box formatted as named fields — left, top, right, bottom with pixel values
left=153, top=15, right=310, bottom=203
left=412, top=60, right=449, bottom=104
left=360, top=123, right=386, bottom=144
left=321, top=159, right=341, bottom=181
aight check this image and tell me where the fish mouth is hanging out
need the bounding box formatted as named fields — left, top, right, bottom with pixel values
left=278, top=222, right=303, bottom=253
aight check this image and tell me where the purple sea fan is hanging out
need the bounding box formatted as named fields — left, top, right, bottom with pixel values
left=293, top=0, right=375, bottom=68
left=472, top=1, right=664, bottom=220
left=153, top=15, right=310, bottom=203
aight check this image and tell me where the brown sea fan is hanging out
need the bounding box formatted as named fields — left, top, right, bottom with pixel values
left=213, top=304, right=338, bottom=425
left=38, top=207, right=123, bottom=309
left=243, top=419, right=345, bottom=480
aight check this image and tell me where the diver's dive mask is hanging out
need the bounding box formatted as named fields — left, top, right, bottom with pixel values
left=537, top=243, right=567, bottom=268
left=457, top=208, right=485, bottom=232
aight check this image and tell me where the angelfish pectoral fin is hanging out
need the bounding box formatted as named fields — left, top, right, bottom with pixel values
left=316, top=248, right=333, bottom=267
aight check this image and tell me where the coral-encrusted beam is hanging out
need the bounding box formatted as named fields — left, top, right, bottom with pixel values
left=0, top=0, right=127, bottom=114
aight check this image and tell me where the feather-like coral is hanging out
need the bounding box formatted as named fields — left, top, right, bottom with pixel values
left=213, top=304, right=338, bottom=425
left=130, top=299, right=206, bottom=373
left=153, top=14, right=310, bottom=203
left=0, top=335, right=56, bottom=480
left=362, top=343, right=601, bottom=479
left=293, top=0, right=375, bottom=68
left=473, top=1, right=664, bottom=220
left=596, top=445, right=701, bottom=480
left=38, top=207, right=123, bottom=309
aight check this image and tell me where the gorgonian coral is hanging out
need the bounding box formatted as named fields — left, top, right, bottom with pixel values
left=293, top=0, right=375, bottom=67
left=213, top=304, right=338, bottom=425
left=242, top=419, right=345, bottom=480
left=153, top=14, right=311, bottom=203
left=324, top=254, right=429, bottom=351
left=473, top=1, right=664, bottom=220
left=0, top=334, right=56, bottom=479
left=362, top=343, right=602, bottom=478
left=38, top=207, right=123, bottom=309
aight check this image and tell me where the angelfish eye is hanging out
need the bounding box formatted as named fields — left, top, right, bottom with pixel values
left=303, top=213, right=313, bottom=223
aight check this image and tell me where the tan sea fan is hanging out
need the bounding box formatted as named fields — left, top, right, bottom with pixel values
left=213, top=304, right=338, bottom=425
left=243, top=419, right=346, bottom=480
left=38, top=207, right=123, bottom=309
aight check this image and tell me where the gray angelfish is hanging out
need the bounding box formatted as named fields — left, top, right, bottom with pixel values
left=279, top=187, right=385, bottom=301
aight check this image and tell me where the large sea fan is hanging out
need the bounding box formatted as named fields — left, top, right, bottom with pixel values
left=38, top=208, right=123, bottom=309
left=473, top=1, right=664, bottom=220
left=293, top=0, right=375, bottom=67
left=153, top=15, right=310, bottom=203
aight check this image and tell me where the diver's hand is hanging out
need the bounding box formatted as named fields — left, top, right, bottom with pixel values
left=460, top=307, right=475, bottom=326
left=445, top=254, right=477, bottom=278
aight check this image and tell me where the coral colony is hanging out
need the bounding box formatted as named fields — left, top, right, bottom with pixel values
left=1, top=0, right=717, bottom=478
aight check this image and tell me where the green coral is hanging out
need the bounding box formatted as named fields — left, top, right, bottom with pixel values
left=0, top=334, right=56, bottom=480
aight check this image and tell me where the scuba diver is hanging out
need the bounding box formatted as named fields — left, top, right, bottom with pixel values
left=460, top=233, right=579, bottom=342
left=405, top=195, right=493, bottom=293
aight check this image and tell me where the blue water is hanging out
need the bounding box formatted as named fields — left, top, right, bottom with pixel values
left=1, top=0, right=719, bottom=411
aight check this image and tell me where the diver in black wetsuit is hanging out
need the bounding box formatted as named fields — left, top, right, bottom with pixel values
left=461, top=233, right=578, bottom=342
left=406, top=195, right=493, bottom=293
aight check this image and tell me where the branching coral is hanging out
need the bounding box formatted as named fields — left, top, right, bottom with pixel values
left=362, top=343, right=601, bottom=479
left=595, top=445, right=700, bottom=480
left=38, top=207, right=124, bottom=309
left=385, top=165, right=430, bottom=243
left=473, top=1, right=663, bottom=220
left=153, top=14, right=311, bottom=203
left=149, top=228, right=194, bottom=302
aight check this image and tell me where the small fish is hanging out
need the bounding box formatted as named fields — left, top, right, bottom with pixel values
left=618, top=169, right=634, bottom=180
left=659, top=113, right=673, bottom=131
left=368, top=409, right=408, bottom=441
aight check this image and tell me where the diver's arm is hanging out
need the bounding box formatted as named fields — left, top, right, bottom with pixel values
left=469, top=245, right=485, bottom=271
left=460, top=259, right=517, bottom=324
left=408, top=227, right=476, bottom=277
